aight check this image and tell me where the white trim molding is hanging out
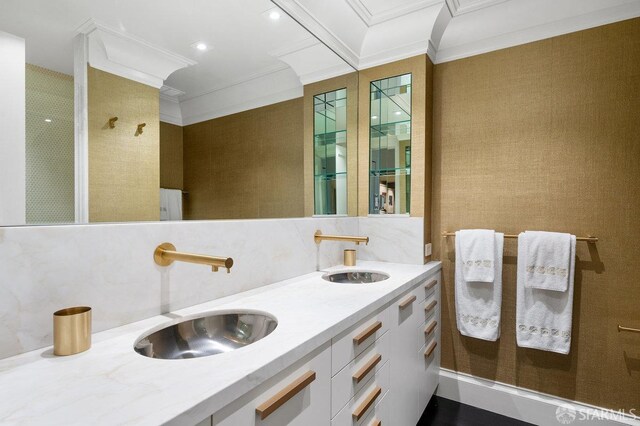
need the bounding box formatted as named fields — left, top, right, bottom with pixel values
left=445, top=0, right=507, bottom=16
left=345, top=0, right=442, bottom=27
left=438, top=369, right=640, bottom=426
left=76, top=19, right=196, bottom=89
left=435, top=1, right=640, bottom=63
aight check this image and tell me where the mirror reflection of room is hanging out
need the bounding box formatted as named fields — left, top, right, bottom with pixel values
left=369, top=73, right=412, bottom=215
left=313, top=89, right=348, bottom=215
left=0, top=0, right=352, bottom=226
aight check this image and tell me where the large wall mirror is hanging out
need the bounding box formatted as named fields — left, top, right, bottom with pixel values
left=0, top=0, right=353, bottom=226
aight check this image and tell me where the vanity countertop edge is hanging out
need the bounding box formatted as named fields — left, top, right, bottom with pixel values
left=0, top=260, right=442, bottom=426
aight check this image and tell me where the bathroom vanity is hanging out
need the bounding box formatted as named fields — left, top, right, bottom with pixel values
left=0, top=261, right=441, bottom=425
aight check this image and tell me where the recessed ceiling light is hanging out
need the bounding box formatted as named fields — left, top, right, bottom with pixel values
left=269, top=10, right=281, bottom=20
left=195, top=42, right=208, bottom=51
left=394, top=111, right=402, bottom=116
left=371, top=115, right=378, bottom=120
left=44, top=119, right=52, bottom=123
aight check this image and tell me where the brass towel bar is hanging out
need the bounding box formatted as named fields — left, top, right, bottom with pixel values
left=618, top=325, right=640, bottom=334
left=442, top=231, right=598, bottom=243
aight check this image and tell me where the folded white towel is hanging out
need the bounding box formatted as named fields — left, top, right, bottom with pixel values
left=160, top=188, right=183, bottom=221
left=457, top=229, right=496, bottom=283
left=523, top=231, right=572, bottom=292
left=455, top=232, right=503, bottom=341
left=516, top=233, right=576, bottom=354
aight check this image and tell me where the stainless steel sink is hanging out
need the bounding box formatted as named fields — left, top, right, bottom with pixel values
left=322, top=271, right=390, bottom=284
left=134, top=311, right=277, bottom=359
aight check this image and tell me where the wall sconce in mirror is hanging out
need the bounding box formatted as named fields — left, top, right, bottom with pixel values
left=108, top=117, right=118, bottom=129
left=135, top=123, right=146, bottom=136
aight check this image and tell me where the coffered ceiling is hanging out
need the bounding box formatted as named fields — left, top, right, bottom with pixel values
left=274, top=0, right=640, bottom=67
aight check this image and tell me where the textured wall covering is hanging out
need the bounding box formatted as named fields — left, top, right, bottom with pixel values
left=88, top=66, right=160, bottom=222
left=25, top=64, right=74, bottom=224
left=183, top=98, right=304, bottom=219
left=160, top=121, right=184, bottom=190
left=432, top=18, right=640, bottom=411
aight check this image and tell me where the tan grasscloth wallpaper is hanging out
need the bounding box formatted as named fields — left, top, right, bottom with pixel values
left=88, top=66, right=160, bottom=222
left=182, top=98, right=304, bottom=219
left=432, top=18, right=640, bottom=410
left=160, top=122, right=183, bottom=190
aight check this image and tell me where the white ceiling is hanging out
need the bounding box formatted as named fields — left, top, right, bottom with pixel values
left=2, top=0, right=639, bottom=125
left=0, top=0, right=350, bottom=101
left=274, top=0, right=640, bottom=67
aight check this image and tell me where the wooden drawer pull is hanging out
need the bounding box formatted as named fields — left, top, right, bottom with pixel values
left=425, top=341, right=437, bottom=358
left=353, top=353, right=382, bottom=384
left=352, top=385, right=382, bottom=421
left=255, top=370, right=316, bottom=420
left=371, top=419, right=381, bottom=426
left=425, top=279, right=437, bottom=290
left=399, top=295, right=417, bottom=309
left=353, top=321, right=382, bottom=346
left=425, top=320, right=437, bottom=336
left=425, top=300, right=438, bottom=313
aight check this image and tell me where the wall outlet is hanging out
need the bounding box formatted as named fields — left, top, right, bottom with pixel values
left=425, top=243, right=432, bottom=257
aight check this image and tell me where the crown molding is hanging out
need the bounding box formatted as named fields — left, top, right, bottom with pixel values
left=180, top=86, right=302, bottom=126
left=180, top=63, right=291, bottom=102
left=345, top=0, right=443, bottom=26
left=445, top=0, right=507, bottom=16
left=271, top=0, right=360, bottom=69
left=76, top=19, right=196, bottom=88
left=435, top=1, right=640, bottom=63
left=359, top=39, right=430, bottom=69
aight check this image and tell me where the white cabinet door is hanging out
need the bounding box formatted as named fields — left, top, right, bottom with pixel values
left=389, top=284, right=424, bottom=426
left=211, top=341, right=331, bottom=426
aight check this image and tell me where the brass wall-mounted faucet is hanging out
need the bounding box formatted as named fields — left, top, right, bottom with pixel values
left=154, top=243, right=233, bottom=273
left=314, top=230, right=369, bottom=245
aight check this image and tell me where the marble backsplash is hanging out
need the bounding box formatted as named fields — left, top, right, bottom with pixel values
left=0, top=216, right=424, bottom=359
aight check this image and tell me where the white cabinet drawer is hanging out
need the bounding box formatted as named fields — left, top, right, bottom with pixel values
left=331, top=330, right=390, bottom=417
left=331, top=360, right=391, bottom=426
left=359, top=386, right=389, bottom=426
left=422, top=291, right=439, bottom=324
left=211, top=342, right=331, bottom=426
left=421, top=274, right=439, bottom=303
left=394, top=284, right=423, bottom=329
left=331, top=307, right=390, bottom=375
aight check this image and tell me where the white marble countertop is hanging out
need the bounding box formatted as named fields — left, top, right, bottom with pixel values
left=0, top=260, right=441, bottom=425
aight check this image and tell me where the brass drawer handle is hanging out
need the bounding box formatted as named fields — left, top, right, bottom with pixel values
left=425, top=320, right=437, bottom=336
left=353, top=385, right=382, bottom=421
left=425, top=279, right=437, bottom=290
left=353, top=353, right=382, bottom=384
left=425, top=300, right=438, bottom=313
left=618, top=325, right=640, bottom=333
left=353, top=321, right=382, bottom=346
left=371, top=419, right=381, bottom=426
left=255, top=370, right=316, bottom=420
left=425, top=341, right=437, bottom=358
left=399, top=295, right=417, bottom=309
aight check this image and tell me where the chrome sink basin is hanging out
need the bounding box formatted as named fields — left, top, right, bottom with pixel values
left=322, top=271, right=390, bottom=284
left=134, top=311, right=277, bottom=360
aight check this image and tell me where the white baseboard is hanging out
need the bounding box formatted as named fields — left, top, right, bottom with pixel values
left=437, top=368, right=640, bottom=426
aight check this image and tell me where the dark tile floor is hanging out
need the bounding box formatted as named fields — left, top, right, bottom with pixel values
left=417, top=396, right=535, bottom=426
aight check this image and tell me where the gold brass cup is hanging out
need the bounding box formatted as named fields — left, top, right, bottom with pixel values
left=344, top=249, right=356, bottom=267
left=53, top=306, right=92, bottom=356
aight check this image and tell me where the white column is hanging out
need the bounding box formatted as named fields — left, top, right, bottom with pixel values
left=0, top=31, right=26, bottom=226
left=73, top=33, right=89, bottom=223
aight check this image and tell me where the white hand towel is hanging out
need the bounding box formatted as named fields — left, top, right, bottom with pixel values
left=516, top=233, right=576, bottom=354
left=523, top=231, right=572, bottom=291
left=455, top=232, right=503, bottom=341
left=457, top=229, right=496, bottom=283
left=160, top=188, right=183, bottom=221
